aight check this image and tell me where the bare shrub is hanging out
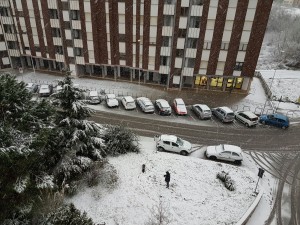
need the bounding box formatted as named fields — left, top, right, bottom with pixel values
left=146, top=199, right=171, bottom=225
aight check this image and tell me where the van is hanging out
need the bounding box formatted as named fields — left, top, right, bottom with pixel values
left=212, top=106, right=234, bottom=123
left=259, top=113, right=289, bottom=129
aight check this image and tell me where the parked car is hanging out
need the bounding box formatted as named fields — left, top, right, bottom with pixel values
left=105, top=94, right=119, bottom=108
left=26, top=82, right=38, bottom=93
left=155, top=134, right=192, bottom=156
left=191, top=104, right=212, bottom=120
left=154, top=99, right=172, bottom=116
left=205, top=144, right=243, bottom=165
left=136, top=97, right=154, bottom=113
left=212, top=106, right=234, bottom=123
left=121, top=96, right=136, bottom=110
left=38, top=84, right=53, bottom=97
left=235, top=111, right=258, bottom=127
left=259, top=113, right=289, bottom=129
left=173, top=98, right=187, bottom=115
left=88, top=91, right=101, bottom=104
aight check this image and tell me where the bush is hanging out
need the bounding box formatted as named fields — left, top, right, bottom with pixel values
left=103, top=125, right=140, bottom=156
left=216, top=171, right=236, bottom=191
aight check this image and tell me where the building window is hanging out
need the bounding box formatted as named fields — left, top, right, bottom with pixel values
left=162, top=36, right=171, bottom=47
left=74, top=47, right=82, bottom=56
left=70, top=10, right=80, bottom=20
left=73, top=29, right=81, bottom=39
left=239, top=43, right=247, bottom=51
left=221, top=42, right=229, bottom=50
left=164, top=0, right=176, bottom=4
left=187, top=38, right=197, bottom=48
left=49, top=9, right=59, bottom=19
left=176, top=49, right=184, bottom=57
left=178, top=29, right=187, bottom=38
left=204, top=42, right=211, bottom=50
left=7, top=41, right=17, bottom=49
left=192, top=0, right=204, bottom=5
left=163, top=15, right=174, bottom=26
left=3, top=24, right=13, bottom=33
left=180, top=7, right=189, bottom=17
left=160, top=56, right=169, bottom=66
left=0, top=7, right=10, bottom=16
left=185, top=58, right=195, bottom=68
left=52, top=28, right=61, bottom=37
left=120, top=53, right=126, bottom=60
left=234, top=62, right=244, bottom=71
left=119, top=34, right=126, bottom=42
left=190, top=17, right=201, bottom=28
left=55, top=46, right=63, bottom=54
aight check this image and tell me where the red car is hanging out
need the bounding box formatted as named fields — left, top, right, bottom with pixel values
left=173, top=98, right=187, bottom=115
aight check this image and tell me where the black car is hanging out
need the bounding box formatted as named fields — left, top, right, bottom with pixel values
left=154, top=99, right=172, bottom=116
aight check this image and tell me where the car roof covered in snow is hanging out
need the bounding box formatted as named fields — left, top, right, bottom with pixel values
left=156, top=99, right=170, bottom=108
left=175, top=98, right=185, bottom=105
left=89, top=91, right=98, bottom=96
left=160, top=135, right=177, bottom=142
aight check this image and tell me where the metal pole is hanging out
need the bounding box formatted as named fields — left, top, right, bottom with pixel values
left=254, top=177, right=260, bottom=193
left=31, top=55, right=36, bottom=74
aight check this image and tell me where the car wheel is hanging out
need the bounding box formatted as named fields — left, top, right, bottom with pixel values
left=246, top=123, right=250, bottom=127
left=234, top=160, right=242, bottom=165
left=158, top=147, right=164, bottom=152
left=180, top=151, right=188, bottom=156
left=282, top=126, right=287, bottom=129
left=209, top=156, right=217, bottom=160
left=261, top=121, right=266, bottom=125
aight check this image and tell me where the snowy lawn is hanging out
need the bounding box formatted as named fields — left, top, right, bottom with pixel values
left=69, top=137, right=259, bottom=225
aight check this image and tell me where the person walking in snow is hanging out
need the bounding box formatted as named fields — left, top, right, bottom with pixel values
left=164, top=171, right=170, bottom=188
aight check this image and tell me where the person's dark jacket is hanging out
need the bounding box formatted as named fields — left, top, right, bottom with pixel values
left=164, top=172, right=170, bottom=182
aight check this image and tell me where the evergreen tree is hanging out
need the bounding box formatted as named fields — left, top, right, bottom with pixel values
left=50, top=71, right=105, bottom=185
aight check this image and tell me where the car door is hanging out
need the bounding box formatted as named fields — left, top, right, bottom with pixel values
left=218, top=151, right=232, bottom=161
left=162, top=141, right=171, bottom=151
left=171, top=142, right=180, bottom=153
left=198, top=106, right=203, bottom=118
left=231, top=152, right=241, bottom=162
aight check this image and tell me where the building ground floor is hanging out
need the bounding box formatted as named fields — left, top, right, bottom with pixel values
left=10, top=55, right=252, bottom=93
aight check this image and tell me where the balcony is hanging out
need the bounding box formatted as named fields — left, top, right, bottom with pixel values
left=4, top=33, right=17, bottom=41
left=182, top=67, right=194, bottom=77
left=73, top=39, right=83, bottom=48
left=71, top=20, right=81, bottom=29
left=70, top=0, right=80, bottom=10
left=8, top=49, right=20, bottom=57
left=0, top=0, right=10, bottom=7
left=1, top=16, right=13, bottom=24
left=53, top=37, right=62, bottom=45
left=190, top=5, right=203, bottom=16
left=163, top=4, right=175, bottom=15
left=50, top=19, right=60, bottom=28
left=159, top=65, right=170, bottom=74
left=47, top=0, right=58, bottom=9
left=76, top=56, right=85, bottom=65
left=162, top=26, right=173, bottom=36
left=55, top=53, right=64, bottom=62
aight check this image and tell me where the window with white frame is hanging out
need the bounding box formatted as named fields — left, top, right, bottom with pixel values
left=163, top=15, right=174, bottom=26
left=190, top=16, right=201, bottom=28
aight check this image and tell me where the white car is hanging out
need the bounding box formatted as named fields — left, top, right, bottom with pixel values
left=205, top=144, right=243, bottom=164
left=235, top=111, right=258, bottom=127
left=105, top=94, right=119, bottom=108
left=173, top=98, right=187, bottom=115
left=191, top=104, right=212, bottom=119
left=136, top=97, right=154, bottom=113
left=26, top=83, right=38, bottom=93
left=155, top=134, right=192, bottom=156
left=88, top=91, right=101, bottom=104
left=234, top=111, right=258, bottom=127
left=39, top=84, right=53, bottom=97
left=121, top=96, right=136, bottom=110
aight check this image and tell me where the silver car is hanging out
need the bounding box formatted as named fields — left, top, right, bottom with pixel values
left=136, top=97, right=154, bottom=113
left=205, top=144, right=243, bottom=165
left=191, top=104, right=212, bottom=119
left=235, top=111, right=258, bottom=127
left=212, top=106, right=234, bottom=123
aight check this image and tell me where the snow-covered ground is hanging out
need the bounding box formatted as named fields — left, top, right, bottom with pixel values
left=68, top=137, right=271, bottom=225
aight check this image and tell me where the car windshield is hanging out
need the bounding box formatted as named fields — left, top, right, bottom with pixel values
left=176, top=137, right=184, bottom=146
left=227, top=112, right=234, bottom=116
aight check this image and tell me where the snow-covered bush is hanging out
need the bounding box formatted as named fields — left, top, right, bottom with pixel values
left=38, top=203, right=95, bottom=225
left=216, top=171, right=236, bottom=191
left=103, top=125, right=140, bottom=156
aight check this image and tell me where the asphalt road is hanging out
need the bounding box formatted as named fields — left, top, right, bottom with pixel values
left=90, top=108, right=300, bottom=225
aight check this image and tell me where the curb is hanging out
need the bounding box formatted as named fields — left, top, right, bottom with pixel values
left=236, top=189, right=263, bottom=225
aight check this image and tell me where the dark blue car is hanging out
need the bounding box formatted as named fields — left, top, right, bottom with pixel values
left=259, top=113, right=289, bottom=129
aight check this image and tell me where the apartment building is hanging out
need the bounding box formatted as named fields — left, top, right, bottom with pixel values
left=0, top=0, right=273, bottom=92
